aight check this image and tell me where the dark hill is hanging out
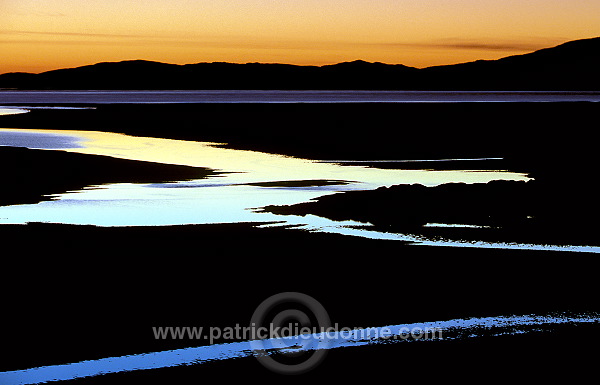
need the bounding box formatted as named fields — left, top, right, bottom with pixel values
left=421, top=37, right=600, bottom=89
left=0, top=37, right=598, bottom=90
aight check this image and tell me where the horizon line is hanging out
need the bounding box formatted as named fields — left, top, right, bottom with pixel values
left=2, top=36, right=598, bottom=76
left=1, top=35, right=598, bottom=77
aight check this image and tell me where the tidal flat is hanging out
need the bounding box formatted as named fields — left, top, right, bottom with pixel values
left=0, top=100, right=598, bottom=384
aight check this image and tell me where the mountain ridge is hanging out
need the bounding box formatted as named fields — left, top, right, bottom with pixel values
left=1, top=37, right=598, bottom=90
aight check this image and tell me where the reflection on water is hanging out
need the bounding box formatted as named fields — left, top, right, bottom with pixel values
left=0, top=130, right=84, bottom=149
left=0, top=128, right=529, bottom=187
left=2, top=312, right=597, bottom=384
left=0, top=107, right=29, bottom=116
left=3, top=128, right=594, bottom=253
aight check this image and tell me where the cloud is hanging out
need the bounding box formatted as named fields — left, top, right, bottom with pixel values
left=372, top=38, right=566, bottom=52
left=0, top=30, right=141, bottom=38
left=0, top=31, right=341, bottom=51
left=0, top=31, right=568, bottom=55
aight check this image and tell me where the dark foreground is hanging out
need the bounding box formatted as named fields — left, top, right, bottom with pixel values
left=1, top=222, right=598, bottom=383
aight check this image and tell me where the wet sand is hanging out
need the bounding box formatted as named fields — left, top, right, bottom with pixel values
left=262, top=179, right=598, bottom=247
left=1, top=102, right=598, bottom=383
left=0, top=222, right=598, bottom=383
left=0, top=146, right=216, bottom=206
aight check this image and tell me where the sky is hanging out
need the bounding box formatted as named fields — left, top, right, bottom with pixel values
left=1, top=0, right=599, bottom=74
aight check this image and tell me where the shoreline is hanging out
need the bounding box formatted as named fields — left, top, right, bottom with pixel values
left=1, top=102, right=596, bottom=245
left=0, top=146, right=217, bottom=206
left=261, top=180, right=598, bottom=248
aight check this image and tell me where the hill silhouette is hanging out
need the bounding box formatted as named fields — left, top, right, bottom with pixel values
left=0, top=37, right=598, bottom=89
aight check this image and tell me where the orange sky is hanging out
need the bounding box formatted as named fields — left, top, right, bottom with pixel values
left=1, top=0, right=599, bottom=74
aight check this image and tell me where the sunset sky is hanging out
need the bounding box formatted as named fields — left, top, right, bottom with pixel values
left=1, top=0, right=599, bottom=74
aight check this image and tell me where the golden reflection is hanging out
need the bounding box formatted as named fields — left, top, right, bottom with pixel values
left=0, top=128, right=531, bottom=187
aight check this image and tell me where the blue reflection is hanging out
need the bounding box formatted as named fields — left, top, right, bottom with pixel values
left=0, top=131, right=84, bottom=149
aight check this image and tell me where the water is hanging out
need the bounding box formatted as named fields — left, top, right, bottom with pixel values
left=0, top=107, right=29, bottom=116
left=1, top=90, right=600, bottom=104
left=0, top=128, right=527, bottom=226
left=2, top=127, right=598, bottom=253
left=2, top=312, right=598, bottom=385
